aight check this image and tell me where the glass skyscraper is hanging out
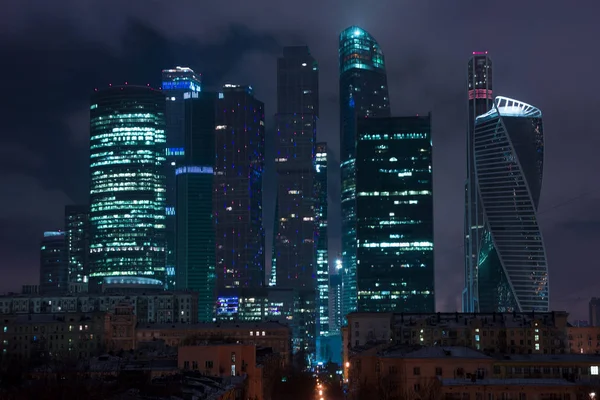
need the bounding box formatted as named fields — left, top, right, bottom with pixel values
left=339, top=26, right=391, bottom=320
left=39, top=231, right=68, bottom=295
left=474, top=96, right=549, bottom=312
left=214, top=84, right=265, bottom=291
left=272, top=46, right=319, bottom=359
left=89, top=85, right=167, bottom=291
left=315, top=143, right=328, bottom=336
left=315, top=142, right=329, bottom=362
left=356, top=116, right=434, bottom=313
left=162, top=67, right=202, bottom=290
left=176, top=93, right=217, bottom=322
left=65, top=205, right=89, bottom=285
left=463, top=52, right=493, bottom=313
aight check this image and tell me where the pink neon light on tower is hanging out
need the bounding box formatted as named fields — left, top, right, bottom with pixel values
left=472, top=51, right=489, bottom=55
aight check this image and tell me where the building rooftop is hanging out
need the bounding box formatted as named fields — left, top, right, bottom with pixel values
left=380, top=346, right=492, bottom=359
left=137, top=320, right=290, bottom=331
left=496, top=353, right=600, bottom=363
left=441, top=378, right=578, bottom=387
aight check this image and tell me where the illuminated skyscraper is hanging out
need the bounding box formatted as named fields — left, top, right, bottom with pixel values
left=315, top=143, right=328, bottom=336
left=39, top=231, right=68, bottom=295
left=214, top=84, right=265, bottom=291
left=463, top=52, right=493, bottom=313
left=162, top=67, right=202, bottom=290
left=339, top=26, right=391, bottom=320
left=356, top=116, right=434, bottom=313
left=474, top=96, right=549, bottom=312
left=273, top=46, right=319, bottom=359
left=65, top=205, right=89, bottom=284
left=176, top=93, right=217, bottom=322
left=89, top=85, right=166, bottom=291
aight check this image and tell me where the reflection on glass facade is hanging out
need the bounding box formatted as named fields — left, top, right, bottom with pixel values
left=474, top=96, right=549, bottom=312
left=215, top=84, right=265, bottom=291
left=463, top=53, right=493, bottom=313
left=176, top=93, right=217, bottom=322
left=339, top=26, right=391, bottom=321
left=356, top=116, right=434, bottom=312
left=315, top=143, right=328, bottom=336
left=39, top=231, right=68, bottom=295
left=65, top=205, right=89, bottom=284
left=89, top=85, right=166, bottom=290
left=162, top=67, right=202, bottom=291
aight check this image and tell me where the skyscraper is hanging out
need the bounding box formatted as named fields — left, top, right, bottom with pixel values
left=162, top=67, right=202, bottom=290
left=355, top=116, right=434, bottom=313
left=339, top=26, right=391, bottom=320
left=214, top=84, right=265, bottom=291
left=39, top=231, right=68, bottom=295
left=273, top=46, right=319, bottom=359
left=89, top=85, right=166, bottom=291
left=474, top=96, right=549, bottom=312
left=65, top=205, right=89, bottom=285
left=463, top=52, right=493, bottom=313
left=315, top=143, right=328, bottom=336
left=273, top=46, right=319, bottom=289
left=176, top=93, right=217, bottom=322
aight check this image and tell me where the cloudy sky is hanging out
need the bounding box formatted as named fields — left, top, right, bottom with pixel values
left=1, top=0, right=598, bottom=320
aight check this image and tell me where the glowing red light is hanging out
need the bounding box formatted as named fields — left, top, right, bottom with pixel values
left=468, top=89, right=493, bottom=100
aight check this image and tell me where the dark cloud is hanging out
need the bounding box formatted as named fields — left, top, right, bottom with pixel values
left=2, top=0, right=600, bottom=319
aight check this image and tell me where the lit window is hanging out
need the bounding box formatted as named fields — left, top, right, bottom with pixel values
left=592, top=366, right=599, bottom=375
left=250, top=331, right=253, bottom=336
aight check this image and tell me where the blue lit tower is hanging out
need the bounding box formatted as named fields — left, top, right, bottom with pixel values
left=273, top=46, right=319, bottom=360
left=176, top=92, right=217, bottom=322
left=162, top=67, right=202, bottom=290
left=474, top=96, right=549, bottom=312
left=463, top=52, right=493, bottom=313
left=339, top=26, right=391, bottom=320
left=214, top=84, right=265, bottom=291
left=89, top=85, right=167, bottom=291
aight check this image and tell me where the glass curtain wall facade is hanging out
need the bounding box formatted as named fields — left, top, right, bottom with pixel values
left=39, top=231, right=68, bottom=295
left=273, top=46, right=319, bottom=359
left=65, top=205, right=89, bottom=285
left=356, top=116, right=434, bottom=313
left=315, top=143, right=329, bottom=362
left=315, top=143, right=328, bottom=335
left=474, top=96, right=549, bottom=312
left=214, top=84, right=265, bottom=291
left=339, top=26, right=391, bottom=320
left=463, top=53, right=493, bottom=313
left=162, top=67, right=202, bottom=290
left=89, top=85, right=166, bottom=290
left=176, top=92, right=217, bottom=322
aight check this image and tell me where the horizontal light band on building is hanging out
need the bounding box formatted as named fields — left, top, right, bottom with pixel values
left=162, top=81, right=201, bottom=92
left=175, top=166, right=214, bottom=175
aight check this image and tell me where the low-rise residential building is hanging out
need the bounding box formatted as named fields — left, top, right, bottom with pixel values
left=347, top=345, right=600, bottom=400
left=0, top=292, right=198, bottom=324
left=137, top=321, right=292, bottom=365
left=0, top=312, right=106, bottom=362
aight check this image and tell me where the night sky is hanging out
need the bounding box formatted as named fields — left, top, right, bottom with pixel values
left=1, top=1, right=598, bottom=320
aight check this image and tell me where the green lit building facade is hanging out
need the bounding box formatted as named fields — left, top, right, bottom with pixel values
left=339, top=26, right=391, bottom=319
left=89, top=85, right=167, bottom=291
left=356, top=116, right=434, bottom=313
left=176, top=93, right=217, bottom=322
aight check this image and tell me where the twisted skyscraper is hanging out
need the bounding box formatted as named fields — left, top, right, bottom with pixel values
left=474, top=96, right=549, bottom=312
